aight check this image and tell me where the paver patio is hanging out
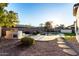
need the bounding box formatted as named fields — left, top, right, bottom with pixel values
left=0, top=38, right=69, bottom=56
left=0, top=34, right=78, bottom=56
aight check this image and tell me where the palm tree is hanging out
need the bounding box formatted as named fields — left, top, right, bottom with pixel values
left=40, top=23, right=43, bottom=27
left=39, top=23, right=44, bottom=32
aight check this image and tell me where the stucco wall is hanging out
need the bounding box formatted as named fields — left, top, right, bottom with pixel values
left=61, top=29, right=72, bottom=33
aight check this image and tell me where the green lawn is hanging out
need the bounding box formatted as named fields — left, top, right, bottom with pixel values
left=64, top=33, right=77, bottom=42
left=64, top=33, right=75, bottom=36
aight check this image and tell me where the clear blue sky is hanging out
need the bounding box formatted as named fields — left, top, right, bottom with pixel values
left=6, top=3, right=75, bottom=27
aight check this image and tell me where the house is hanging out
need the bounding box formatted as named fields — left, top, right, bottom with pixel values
left=73, top=3, right=79, bottom=42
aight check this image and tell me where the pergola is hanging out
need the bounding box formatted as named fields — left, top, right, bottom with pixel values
left=73, top=3, right=79, bottom=42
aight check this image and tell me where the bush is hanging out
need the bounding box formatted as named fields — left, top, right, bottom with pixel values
left=32, top=31, right=40, bottom=35
left=64, top=36, right=76, bottom=42
left=21, top=37, right=36, bottom=46
left=24, top=31, right=30, bottom=34
left=64, top=33, right=75, bottom=36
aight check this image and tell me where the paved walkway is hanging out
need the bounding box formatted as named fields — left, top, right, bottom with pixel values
left=57, top=37, right=78, bottom=56
left=19, top=40, right=69, bottom=56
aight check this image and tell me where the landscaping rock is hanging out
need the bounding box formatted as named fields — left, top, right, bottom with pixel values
left=58, top=44, right=70, bottom=48
left=57, top=38, right=64, bottom=42
left=63, top=49, right=77, bottom=55
left=57, top=41, right=65, bottom=44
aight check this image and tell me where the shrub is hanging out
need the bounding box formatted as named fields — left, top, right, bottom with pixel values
left=21, top=37, right=36, bottom=46
left=32, top=31, right=40, bottom=35
left=64, top=36, right=76, bottom=43
left=64, top=33, right=75, bottom=36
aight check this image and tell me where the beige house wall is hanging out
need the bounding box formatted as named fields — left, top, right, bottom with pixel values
left=76, top=7, right=79, bottom=29
left=74, top=6, right=79, bottom=42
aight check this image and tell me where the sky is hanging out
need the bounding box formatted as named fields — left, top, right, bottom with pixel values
left=6, top=3, right=75, bottom=27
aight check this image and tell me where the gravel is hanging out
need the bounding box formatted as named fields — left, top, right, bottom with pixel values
left=0, top=39, right=69, bottom=56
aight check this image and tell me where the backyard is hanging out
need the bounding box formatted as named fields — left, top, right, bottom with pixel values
left=0, top=33, right=79, bottom=56
left=64, top=33, right=77, bottom=44
left=0, top=36, right=69, bottom=56
left=0, top=3, right=79, bottom=56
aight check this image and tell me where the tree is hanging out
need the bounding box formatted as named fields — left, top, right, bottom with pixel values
left=0, top=3, right=8, bottom=37
left=0, top=3, right=19, bottom=37
left=0, top=3, right=8, bottom=8
left=39, top=23, right=44, bottom=32
left=44, top=21, right=52, bottom=35
left=0, top=3, right=8, bottom=16
left=7, top=11, right=19, bottom=27
left=0, top=10, right=8, bottom=26
left=59, top=24, right=65, bottom=29
left=40, top=23, right=43, bottom=27
left=0, top=3, right=19, bottom=27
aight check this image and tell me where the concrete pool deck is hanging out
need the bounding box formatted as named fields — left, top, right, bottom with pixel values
left=30, top=35, right=59, bottom=41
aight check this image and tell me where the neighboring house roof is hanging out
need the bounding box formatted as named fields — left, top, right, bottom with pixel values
left=74, top=3, right=79, bottom=7
left=73, top=3, right=79, bottom=16
left=15, top=25, right=27, bottom=28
